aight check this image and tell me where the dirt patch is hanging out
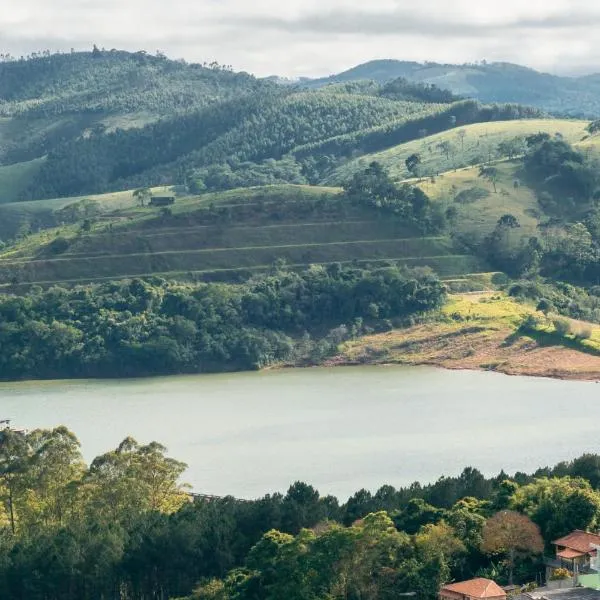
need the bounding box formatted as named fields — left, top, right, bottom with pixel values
left=329, top=322, right=600, bottom=381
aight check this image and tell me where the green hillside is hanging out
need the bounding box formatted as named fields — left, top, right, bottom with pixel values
left=0, top=51, right=271, bottom=177
left=0, top=51, right=551, bottom=205
left=324, top=119, right=590, bottom=185
left=0, top=185, right=487, bottom=288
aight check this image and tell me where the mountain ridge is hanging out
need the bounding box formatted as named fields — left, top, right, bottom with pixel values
left=298, top=59, right=600, bottom=116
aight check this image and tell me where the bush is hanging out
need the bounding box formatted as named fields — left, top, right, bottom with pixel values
left=520, top=314, right=540, bottom=333
left=492, top=272, right=511, bottom=287
left=550, top=568, right=572, bottom=581
left=536, top=299, right=554, bottom=315
left=47, top=236, right=70, bottom=255
left=553, top=318, right=572, bottom=336
left=454, top=186, right=490, bottom=204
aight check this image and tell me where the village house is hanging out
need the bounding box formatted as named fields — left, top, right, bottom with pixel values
left=440, top=578, right=507, bottom=600
left=547, top=531, right=600, bottom=577
left=149, top=195, right=176, bottom=207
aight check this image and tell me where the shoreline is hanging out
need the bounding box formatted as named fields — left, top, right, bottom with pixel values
left=319, top=357, right=600, bottom=383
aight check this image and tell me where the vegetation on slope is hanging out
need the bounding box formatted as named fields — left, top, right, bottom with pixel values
left=0, top=51, right=545, bottom=203
left=3, top=420, right=600, bottom=599
left=0, top=179, right=485, bottom=287
left=325, top=119, right=589, bottom=185
left=0, top=263, right=445, bottom=380
left=0, top=51, right=272, bottom=177
left=20, top=90, right=444, bottom=200
left=336, top=291, right=600, bottom=380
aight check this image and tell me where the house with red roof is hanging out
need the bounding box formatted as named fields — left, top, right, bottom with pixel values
left=440, top=578, right=507, bottom=600
left=549, top=530, right=600, bottom=576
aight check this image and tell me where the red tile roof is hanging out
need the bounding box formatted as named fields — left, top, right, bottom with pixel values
left=441, top=579, right=507, bottom=599
left=553, top=531, right=600, bottom=555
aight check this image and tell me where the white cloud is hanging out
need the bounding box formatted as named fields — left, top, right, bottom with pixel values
left=1, top=0, right=600, bottom=76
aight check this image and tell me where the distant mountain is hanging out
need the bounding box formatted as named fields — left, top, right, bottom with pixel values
left=302, top=60, right=600, bottom=117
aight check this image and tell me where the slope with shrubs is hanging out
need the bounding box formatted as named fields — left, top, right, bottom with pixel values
left=0, top=182, right=487, bottom=287
left=324, top=118, right=589, bottom=185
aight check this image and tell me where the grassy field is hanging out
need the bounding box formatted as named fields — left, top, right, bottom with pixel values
left=418, top=160, right=541, bottom=240
left=334, top=292, right=600, bottom=380
left=325, top=119, right=590, bottom=185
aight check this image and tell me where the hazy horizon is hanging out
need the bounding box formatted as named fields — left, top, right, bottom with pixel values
left=2, top=0, right=600, bottom=78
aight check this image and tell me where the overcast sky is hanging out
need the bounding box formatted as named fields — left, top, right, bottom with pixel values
left=2, top=0, right=600, bottom=77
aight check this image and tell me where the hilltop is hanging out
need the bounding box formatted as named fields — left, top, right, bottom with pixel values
left=303, top=59, right=600, bottom=117
left=0, top=50, right=546, bottom=205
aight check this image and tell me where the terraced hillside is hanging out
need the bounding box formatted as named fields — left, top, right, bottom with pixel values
left=324, top=119, right=590, bottom=185
left=0, top=186, right=487, bottom=288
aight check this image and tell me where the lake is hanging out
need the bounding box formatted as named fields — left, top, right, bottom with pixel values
left=1, top=366, right=599, bottom=500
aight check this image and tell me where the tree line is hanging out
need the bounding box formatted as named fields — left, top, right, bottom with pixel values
left=0, top=264, right=445, bottom=380
left=3, top=423, right=600, bottom=599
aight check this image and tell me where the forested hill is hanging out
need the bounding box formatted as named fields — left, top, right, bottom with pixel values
left=0, top=49, right=546, bottom=203
left=0, top=50, right=273, bottom=194
left=0, top=49, right=266, bottom=116
left=303, top=59, right=600, bottom=117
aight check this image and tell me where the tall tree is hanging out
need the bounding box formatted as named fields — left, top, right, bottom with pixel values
left=479, top=166, right=500, bottom=193
left=482, top=511, right=544, bottom=583
left=405, top=153, right=422, bottom=179
left=0, top=429, right=30, bottom=533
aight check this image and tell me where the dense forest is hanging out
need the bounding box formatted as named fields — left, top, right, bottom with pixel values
left=0, top=263, right=444, bottom=380
left=2, top=423, right=600, bottom=599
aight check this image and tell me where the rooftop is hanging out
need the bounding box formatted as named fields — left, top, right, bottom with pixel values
left=554, top=531, right=600, bottom=555
left=441, top=579, right=507, bottom=598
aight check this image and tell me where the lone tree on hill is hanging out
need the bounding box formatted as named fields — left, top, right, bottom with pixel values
left=482, top=510, right=544, bottom=584
left=479, top=165, right=500, bottom=193
left=497, top=214, right=520, bottom=229
left=405, top=153, right=422, bottom=179
left=133, top=187, right=152, bottom=207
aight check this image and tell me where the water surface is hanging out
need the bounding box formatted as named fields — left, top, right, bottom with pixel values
left=1, top=366, right=598, bottom=499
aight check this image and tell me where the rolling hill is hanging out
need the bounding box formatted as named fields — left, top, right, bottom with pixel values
left=0, top=50, right=550, bottom=206
left=324, top=118, right=590, bottom=185
left=304, top=60, right=600, bottom=117
left=0, top=185, right=487, bottom=289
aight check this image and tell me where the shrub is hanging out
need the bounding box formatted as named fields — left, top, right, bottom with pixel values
left=454, top=186, right=490, bottom=204
left=550, top=568, right=572, bottom=581
left=492, top=272, right=510, bottom=286
left=553, top=318, right=572, bottom=336
left=520, top=314, right=540, bottom=333
left=47, top=236, right=70, bottom=255
left=536, top=299, right=554, bottom=315
left=574, top=324, right=593, bottom=340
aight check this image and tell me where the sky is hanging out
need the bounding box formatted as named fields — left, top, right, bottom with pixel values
left=2, top=0, right=600, bottom=78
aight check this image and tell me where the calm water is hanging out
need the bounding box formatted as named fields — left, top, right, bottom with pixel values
left=1, top=366, right=599, bottom=500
